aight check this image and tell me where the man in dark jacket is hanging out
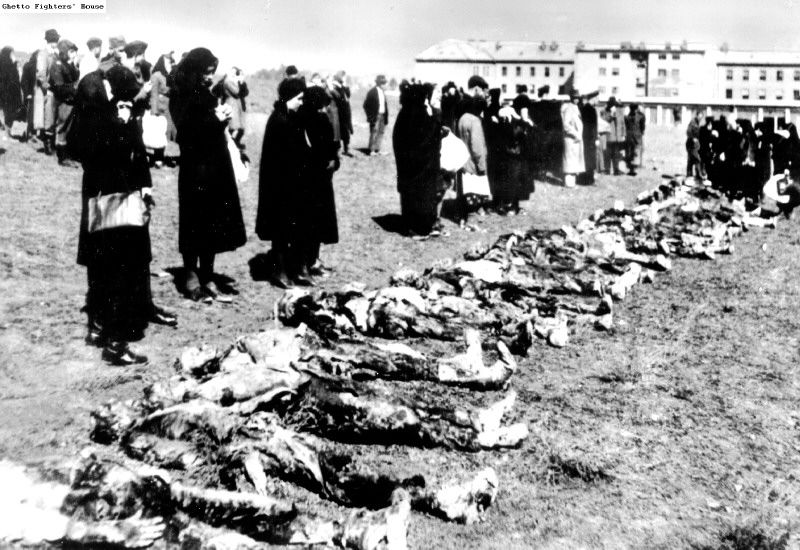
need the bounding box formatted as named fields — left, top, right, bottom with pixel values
left=363, top=74, right=389, bottom=156
left=685, top=109, right=706, bottom=179
left=49, top=39, right=79, bottom=165
left=331, top=70, right=353, bottom=156
left=579, top=91, right=599, bottom=185
left=601, top=96, right=626, bottom=175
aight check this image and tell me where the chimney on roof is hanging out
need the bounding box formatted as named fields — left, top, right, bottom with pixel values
left=680, top=39, right=688, bottom=51
left=495, top=41, right=501, bottom=51
left=665, top=41, right=672, bottom=50
left=539, top=41, right=547, bottom=51
left=549, top=40, right=558, bottom=51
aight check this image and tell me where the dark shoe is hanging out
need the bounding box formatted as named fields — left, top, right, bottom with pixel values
left=343, top=151, right=353, bottom=157
left=85, top=315, right=105, bottom=347
left=150, top=305, right=178, bottom=327
left=203, top=281, right=233, bottom=303
left=102, top=342, right=148, bottom=366
left=308, top=264, right=333, bottom=278
left=188, top=287, right=213, bottom=304
left=269, top=273, right=295, bottom=290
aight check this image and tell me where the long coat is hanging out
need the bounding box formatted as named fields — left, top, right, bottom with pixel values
left=0, top=50, right=23, bottom=126
left=73, top=71, right=153, bottom=340
left=149, top=71, right=176, bottom=140
left=217, top=75, right=246, bottom=133
left=329, top=83, right=353, bottom=140
left=256, top=102, right=312, bottom=244
left=495, top=117, right=531, bottom=204
left=305, top=109, right=340, bottom=244
left=33, top=48, right=56, bottom=130
left=561, top=102, right=585, bottom=174
left=580, top=103, right=598, bottom=173
left=170, top=84, right=246, bottom=256
left=393, top=101, right=444, bottom=233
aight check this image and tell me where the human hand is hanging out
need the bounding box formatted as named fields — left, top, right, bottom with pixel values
left=214, top=104, right=231, bottom=122
left=116, top=101, right=132, bottom=123
left=141, top=187, right=155, bottom=209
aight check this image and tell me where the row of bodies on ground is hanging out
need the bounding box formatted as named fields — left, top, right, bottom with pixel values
left=0, top=172, right=788, bottom=550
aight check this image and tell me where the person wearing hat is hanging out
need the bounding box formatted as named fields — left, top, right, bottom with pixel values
left=33, top=28, right=60, bottom=154
left=98, top=35, right=125, bottom=73
left=624, top=102, right=645, bottom=176
left=284, top=65, right=300, bottom=80
left=256, top=77, right=309, bottom=288
left=601, top=96, right=626, bottom=175
left=49, top=39, right=79, bottom=165
left=171, top=47, right=246, bottom=302
left=363, top=74, right=389, bottom=156
left=560, top=89, right=584, bottom=187
left=79, top=37, right=102, bottom=80
left=494, top=94, right=534, bottom=215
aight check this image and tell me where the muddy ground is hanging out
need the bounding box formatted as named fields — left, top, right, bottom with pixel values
left=1, top=104, right=798, bottom=549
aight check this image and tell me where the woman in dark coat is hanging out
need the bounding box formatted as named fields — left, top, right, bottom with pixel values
left=0, top=46, right=23, bottom=131
left=256, top=77, right=310, bottom=288
left=74, top=65, right=175, bottom=365
left=579, top=96, right=599, bottom=185
left=392, top=81, right=445, bottom=236
left=301, top=85, right=340, bottom=278
left=495, top=94, right=532, bottom=215
left=170, top=47, right=246, bottom=302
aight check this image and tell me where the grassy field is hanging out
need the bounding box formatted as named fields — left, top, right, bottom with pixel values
left=0, top=93, right=798, bottom=549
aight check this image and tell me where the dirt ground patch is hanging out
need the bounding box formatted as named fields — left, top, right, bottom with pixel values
left=1, top=107, right=799, bottom=549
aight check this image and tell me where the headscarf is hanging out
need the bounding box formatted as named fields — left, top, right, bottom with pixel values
left=57, top=39, right=77, bottom=62
left=0, top=46, right=15, bottom=75
left=105, top=65, right=141, bottom=102
left=277, top=77, right=306, bottom=102
left=152, top=54, right=170, bottom=77
left=303, top=85, right=329, bottom=110
left=172, top=47, right=218, bottom=95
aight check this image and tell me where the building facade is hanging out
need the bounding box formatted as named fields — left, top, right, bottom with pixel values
left=415, top=38, right=800, bottom=108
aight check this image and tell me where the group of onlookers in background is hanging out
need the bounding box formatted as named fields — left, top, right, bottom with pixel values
left=391, top=76, right=649, bottom=236
left=685, top=109, right=800, bottom=216
left=0, top=30, right=251, bottom=170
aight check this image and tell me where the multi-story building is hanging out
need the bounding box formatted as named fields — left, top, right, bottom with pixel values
left=415, top=38, right=800, bottom=106
left=414, top=39, right=576, bottom=95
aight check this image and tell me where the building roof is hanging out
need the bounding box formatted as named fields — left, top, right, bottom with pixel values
left=416, top=39, right=577, bottom=63
left=715, top=50, right=800, bottom=66
left=577, top=41, right=711, bottom=54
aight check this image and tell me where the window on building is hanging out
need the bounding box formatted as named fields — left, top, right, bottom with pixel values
left=672, top=54, right=680, bottom=60
left=544, top=66, right=550, bottom=77
left=599, top=67, right=606, bottom=76
left=742, top=89, right=750, bottom=100
left=501, top=66, right=507, bottom=77
left=671, top=69, right=680, bottom=79
left=612, top=86, right=619, bottom=94
left=743, top=69, right=749, bottom=81
left=776, top=90, right=784, bottom=100
left=758, top=89, right=766, bottom=99
left=612, top=67, right=620, bottom=76
left=515, top=66, right=521, bottom=77
left=599, top=53, right=607, bottom=59
left=725, top=89, right=733, bottom=99
left=529, top=66, right=535, bottom=77
left=501, top=84, right=507, bottom=93
left=658, top=53, right=667, bottom=60
left=599, top=86, right=606, bottom=94
left=795, top=90, right=800, bottom=100
left=483, top=65, right=490, bottom=77
left=559, top=66, right=565, bottom=77
left=612, top=53, right=620, bottom=59
left=795, top=70, right=800, bottom=81
left=672, top=88, right=680, bottom=97
left=726, top=69, right=733, bottom=81
left=777, top=70, right=784, bottom=81
left=473, top=66, right=480, bottom=75
left=658, top=68, right=667, bottom=77
left=760, top=69, right=767, bottom=81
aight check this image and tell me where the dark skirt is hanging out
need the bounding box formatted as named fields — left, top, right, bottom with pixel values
left=400, top=182, right=445, bottom=235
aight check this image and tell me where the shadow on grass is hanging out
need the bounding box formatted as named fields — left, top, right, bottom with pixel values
left=163, top=266, right=240, bottom=294
left=248, top=252, right=275, bottom=282
left=371, top=213, right=408, bottom=236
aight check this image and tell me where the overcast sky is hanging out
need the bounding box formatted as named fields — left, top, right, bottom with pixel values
left=2, top=0, right=800, bottom=76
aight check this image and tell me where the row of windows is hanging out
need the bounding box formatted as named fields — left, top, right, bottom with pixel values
left=499, top=65, right=566, bottom=78
left=725, top=68, right=800, bottom=82
left=724, top=88, right=800, bottom=100
left=599, top=53, right=620, bottom=60
left=597, top=52, right=681, bottom=60
left=597, top=86, right=620, bottom=95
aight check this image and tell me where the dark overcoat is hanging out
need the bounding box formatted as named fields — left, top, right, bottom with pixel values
left=256, top=102, right=312, bottom=243
left=0, top=48, right=23, bottom=125
left=580, top=103, right=598, bottom=173
left=495, top=118, right=531, bottom=204
left=304, top=109, right=340, bottom=244
left=73, top=71, right=153, bottom=340
left=170, top=84, right=246, bottom=256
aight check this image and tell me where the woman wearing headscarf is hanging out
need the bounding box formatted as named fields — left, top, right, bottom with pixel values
left=49, top=39, right=79, bottom=165
left=170, top=47, right=246, bottom=302
left=73, top=65, right=175, bottom=365
left=560, top=90, right=584, bottom=187
left=256, top=77, right=309, bottom=288
left=494, top=94, right=533, bottom=215
left=392, top=81, right=445, bottom=236
left=0, top=46, right=24, bottom=134
left=300, top=85, right=340, bottom=278
left=148, top=53, right=176, bottom=168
